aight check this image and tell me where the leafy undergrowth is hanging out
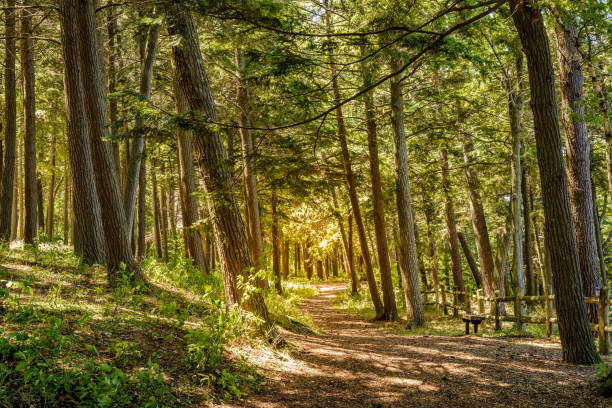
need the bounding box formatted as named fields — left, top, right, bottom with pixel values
left=332, top=285, right=567, bottom=338
left=0, top=242, right=318, bottom=407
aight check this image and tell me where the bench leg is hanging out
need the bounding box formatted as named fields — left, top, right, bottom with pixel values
left=465, top=321, right=470, bottom=334
left=473, top=323, right=479, bottom=334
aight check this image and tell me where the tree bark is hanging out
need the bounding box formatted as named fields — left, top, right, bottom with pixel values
left=389, top=58, right=425, bottom=326
left=106, top=11, right=120, bottom=179
left=63, top=169, right=69, bottom=245
left=457, top=231, right=483, bottom=288
left=235, top=49, right=265, bottom=275
left=325, top=5, right=383, bottom=318
left=522, top=170, right=535, bottom=296
left=160, top=173, right=169, bottom=262
left=424, top=207, right=440, bottom=308
left=506, top=49, right=527, bottom=331
left=46, top=132, right=57, bottom=238
left=331, top=187, right=358, bottom=294
left=10, top=143, right=19, bottom=242
left=75, top=0, right=141, bottom=280
left=282, top=240, right=290, bottom=281
left=166, top=2, right=275, bottom=335
left=271, top=188, right=282, bottom=292
left=332, top=246, right=339, bottom=278
left=554, top=21, right=600, bottom=323
left=20, top=0, right=37, bottom=244
left=462, top=134, right=496, bottom=297
left=361, top=48, right=397, bottom=320
left=0, top=0, right=17, bottom=242
left=294, top=242, right=300, bottom=277
left=37, top=177, right=44, bottom=233
left=440, top=148, right=465, bottom=297
left=174, top=75, right=208, bottom=273
left=59, top=0, right=106, bottom=265
left=151, top=163, right=162, bottom=259
left=136, top=150, right=146, bottom=259
left=510, top=0, right=599, bottom=364
left=124, top=18, right=160, bottom=239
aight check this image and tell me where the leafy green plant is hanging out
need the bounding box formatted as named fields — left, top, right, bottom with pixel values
left=111, top=341, right=142, bottom=367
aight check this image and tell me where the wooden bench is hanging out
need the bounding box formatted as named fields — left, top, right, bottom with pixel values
left=462, top=314, right=484, bottom=334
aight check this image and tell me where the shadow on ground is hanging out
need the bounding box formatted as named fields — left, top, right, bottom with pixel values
left=227, top=282, right=606, bottom=408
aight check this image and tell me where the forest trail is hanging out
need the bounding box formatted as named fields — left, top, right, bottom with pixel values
left=227, top=282, right=606, bottom=408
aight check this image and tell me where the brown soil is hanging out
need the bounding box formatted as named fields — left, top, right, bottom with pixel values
left=226, top=282, right=607, bottom=408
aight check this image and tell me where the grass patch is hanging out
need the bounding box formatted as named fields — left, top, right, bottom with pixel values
left=0, top=243, right=319, bottom=407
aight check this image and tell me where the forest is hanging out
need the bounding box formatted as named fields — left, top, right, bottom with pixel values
left=0, top=0, right=611, bottom=406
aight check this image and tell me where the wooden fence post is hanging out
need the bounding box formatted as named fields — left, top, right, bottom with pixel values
left=598, top=286, right=610, bottom=355
left=434, top=284, right=440, bottom=312
left=441, top=285, right=448, bottom=315
left=494, top=290, right=501, bottom=331
left=465, top=288, right=471, bottom=314
left=477, top=289, right=484, bottom=315
left=514, top=290, right=523, bottom=332
left=545, top=285, right=552, bottom=337
left=452, top=286, right=458, bottom=317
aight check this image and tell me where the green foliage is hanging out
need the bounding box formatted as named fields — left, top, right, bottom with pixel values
left=265, top=281, right=320, bottom=334
left=0, top=316, right=177, bottom=407
left=597, top=361, right=612, bottom=397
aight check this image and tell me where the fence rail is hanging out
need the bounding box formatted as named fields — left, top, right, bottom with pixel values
left=420, top=284, right=611, bottom=354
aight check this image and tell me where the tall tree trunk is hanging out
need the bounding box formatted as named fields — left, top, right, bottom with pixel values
left=389, top=58, right=425, bottom=326
left=522, top=170, right=535, bottom=296
left=553, top=14, right=612, bottom=199
left=151, top=163, right=162, bottom=259
left=425, top=207, right=440, bottom=309
left=59, top=0, right=106, bottom=265
left=316, top=259, right=324, bottom=280
left=46, top=133, right=57, bottom=238
left=174, top=76, right=208, bottom=273
left=136, top=151, right=147, bottom=259
left=332, top=246, right=339, bottom=277
left=440, top=148, right=465, bottom=297
left=325, top=4, right=383, bottom=317
left=63, top=168, right=69, bottom=245
left=75, top=0, right=141, bottom=280
left=282, top=240, right=289, bottom=280
left=21, top=0, right=37, bottom=244
left=361, top=47, right=397, bottom=320
left=510, top=0, right=599, bottom=364
left=457, top=231, right=483, bottom=288
left=413, top=222, right=428, bottom=290
left=107, top=11, right=120, bottom=179
left=554, top=21, right=600, bottom=323
left=294, top=242, right=300, bottom=277
left=0, top=0, right=17, bottom=242
left=304, top=242, right=312, bottom=280
left=271, top=188, right=282, bottom=292
left=36, top=177, right=44, bottom=232
left=166, top=2, right=275, bottom=334
left=235, top=49, right=265, bottom=275
left=124, top=18, right=160, bottom=239
left=331, top=187, right=358, bottom=294
left=10, top=143, right=19, bottom=241
left=19, top=145, right=24, bottom=240
left=462, top=134, right=496, bottom=297
left=161, top=177, right=169, bottom=262
left=507, top=49, right=527, bottom=331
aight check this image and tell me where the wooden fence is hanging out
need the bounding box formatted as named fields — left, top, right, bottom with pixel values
left=421, top=285, right=612, bottom=354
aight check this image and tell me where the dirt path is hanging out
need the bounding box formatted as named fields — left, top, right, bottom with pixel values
left=227, top=282, right=606, bottom=408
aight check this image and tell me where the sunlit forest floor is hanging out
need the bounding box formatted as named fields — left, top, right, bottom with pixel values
left=1, top=244, right=610, bottom=407
left=229, top=282, right=609, bottom=408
